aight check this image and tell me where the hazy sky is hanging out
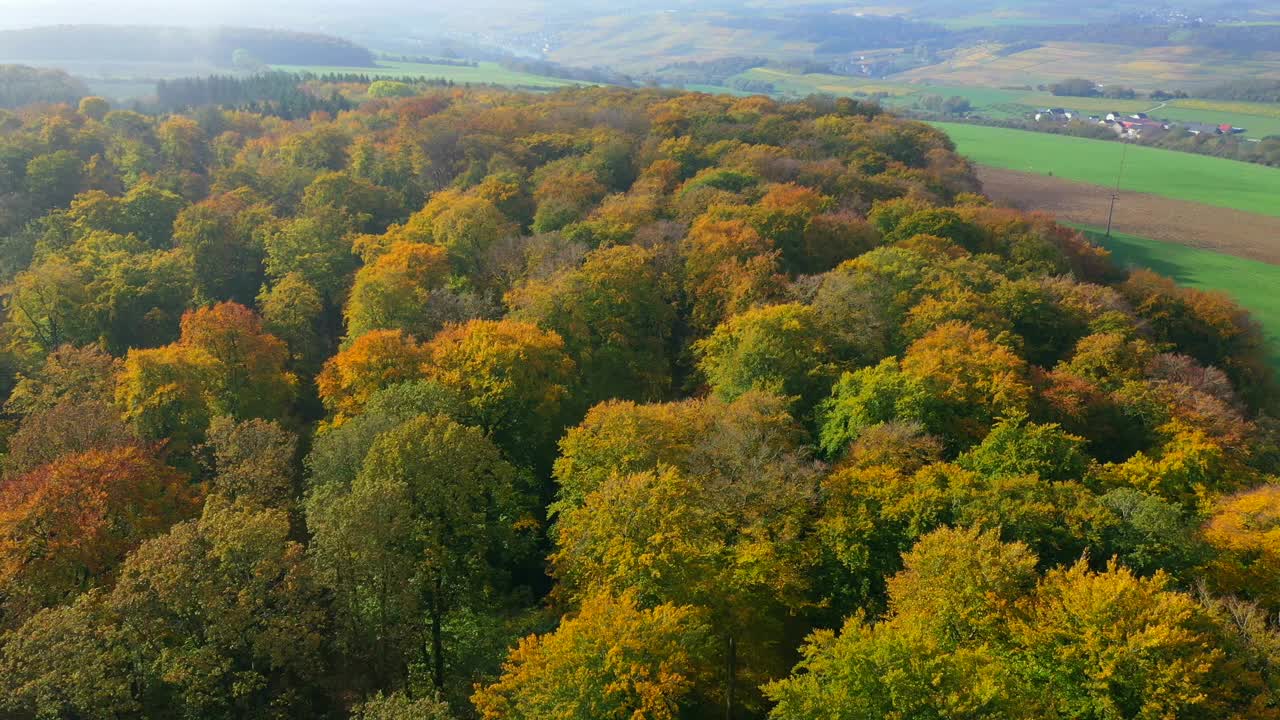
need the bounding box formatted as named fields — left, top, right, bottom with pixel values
left=0, top=0, right=262, bottom=28
left=0, top=0, right=628, bottom=31
left=0, top=0, right=776, bottom=33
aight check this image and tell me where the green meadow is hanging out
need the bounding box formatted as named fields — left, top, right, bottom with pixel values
left=1081, top=227, right=1280, bottom=369
left=933, top=122, right=1280, bottom=217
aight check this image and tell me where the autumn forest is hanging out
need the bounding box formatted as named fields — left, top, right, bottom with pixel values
left=0, top=86, right=1278, bottom=719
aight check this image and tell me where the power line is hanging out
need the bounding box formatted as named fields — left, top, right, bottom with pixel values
left=1105, top=138, right=1130, bottom=239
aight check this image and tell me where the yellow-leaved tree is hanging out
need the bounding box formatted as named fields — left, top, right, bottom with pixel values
left=472, top=592, right=711, bottom=720
left=1203, top=484, right=1280, bottom=611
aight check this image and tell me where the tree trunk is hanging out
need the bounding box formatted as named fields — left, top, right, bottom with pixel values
left=431, top=575, right=445, bottom=691
left=377, top=568, right=390, bottom=688
left=724, top=634, right=737, bottom=720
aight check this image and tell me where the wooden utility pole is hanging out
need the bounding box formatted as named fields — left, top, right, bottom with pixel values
left=1106, top=139, right=1130, bottom=239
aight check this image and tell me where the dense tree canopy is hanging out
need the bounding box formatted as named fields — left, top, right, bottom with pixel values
left=0, top=84, right=1276, bottom=720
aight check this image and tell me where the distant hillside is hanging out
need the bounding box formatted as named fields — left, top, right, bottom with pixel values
left=984, top=21, right=1280, bottom=55
left=0, top=64, right=88, bottom=108
left=0, top=25, right=375, bottom=68
left=718, top=12, right=951, bottom=54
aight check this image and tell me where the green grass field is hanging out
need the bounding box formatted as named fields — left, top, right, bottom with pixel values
left=271, top=61, right=587, bottom=89
left=933, top=122, right=1280, bottom=217
left=1080, top=227, right=1280, bottom=369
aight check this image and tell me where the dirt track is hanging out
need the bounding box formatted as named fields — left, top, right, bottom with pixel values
left=976, top=166, right=1280, bottom=265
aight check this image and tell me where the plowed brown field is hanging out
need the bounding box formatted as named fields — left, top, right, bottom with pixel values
left=976, top=166, right=1280, bottom=265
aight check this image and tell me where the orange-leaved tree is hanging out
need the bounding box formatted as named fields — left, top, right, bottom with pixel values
left=316, top=328, right=429, bottom=421
left=0, top=446, right=197, bottom=628
left=117, top=302, right=295, bottom=451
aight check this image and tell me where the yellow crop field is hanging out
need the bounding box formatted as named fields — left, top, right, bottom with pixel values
left=1013, top=94, right=1150, bottom=113
left=1123, top=61, right=1177, bottom=74
left=1174, top=99, right=1280, bottom=120
left=895, top=42, right=1280, bottom=91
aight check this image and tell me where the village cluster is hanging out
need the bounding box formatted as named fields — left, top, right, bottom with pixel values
left=1034, top=107, right=1248, bottom=138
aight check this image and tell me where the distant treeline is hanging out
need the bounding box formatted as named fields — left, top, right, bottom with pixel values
left=0, top=25, right=374, bottom=68
left=727, top=78, right=778, bottom=94
left=1047, top=78, right=1138, bottom=99
left=1200, top=79, right=1280, bottom=103
left=772, top=60, right=839, bottom=76
left=496, top=58, right=634, bottom=86
left=0, top=65, right=88, bottom=109
left=155, top=73, right=345, bottom=117
left=378, top=54, right=478, bottom=68
left=655, top=57, right=770, bottom=86
left=154, top=72, right=468, bottom=118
